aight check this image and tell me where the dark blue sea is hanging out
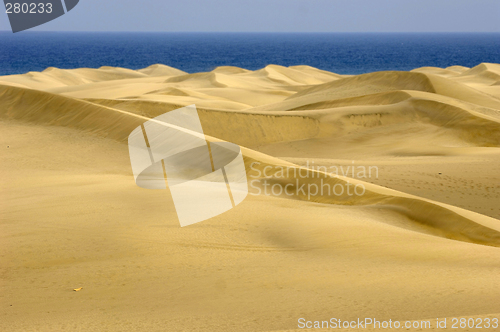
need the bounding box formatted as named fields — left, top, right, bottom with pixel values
left=0, top=32, right=499, bottom=76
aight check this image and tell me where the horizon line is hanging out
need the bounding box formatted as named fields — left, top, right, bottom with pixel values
left=1, top=30, right=500, bottom=34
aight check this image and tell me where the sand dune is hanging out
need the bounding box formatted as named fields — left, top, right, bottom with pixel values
left=1, top=63, right=500, bottom=331
left=138, top=64, right=188, bottom=77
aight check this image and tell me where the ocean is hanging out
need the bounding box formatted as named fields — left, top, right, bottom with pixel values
left=0, top=32, right=499, bottom=76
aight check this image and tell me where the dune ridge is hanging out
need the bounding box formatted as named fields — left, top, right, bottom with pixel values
left=1, top=63, right=500, bottom=247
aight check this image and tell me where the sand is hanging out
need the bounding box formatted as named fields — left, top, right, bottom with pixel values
left=1, top=63, right=500, bottom=331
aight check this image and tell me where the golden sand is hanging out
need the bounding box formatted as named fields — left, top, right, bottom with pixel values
left=1, top=63, right=499, bottom=331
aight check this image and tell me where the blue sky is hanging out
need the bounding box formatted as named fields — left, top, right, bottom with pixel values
left=1, top=0, right=499, bottom=32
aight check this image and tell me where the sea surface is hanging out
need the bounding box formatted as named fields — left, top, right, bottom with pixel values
left=0, top=32, right=499, bottom=76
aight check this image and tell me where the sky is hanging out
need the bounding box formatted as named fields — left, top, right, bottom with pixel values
left=1, top=0, right=500, bottom=32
